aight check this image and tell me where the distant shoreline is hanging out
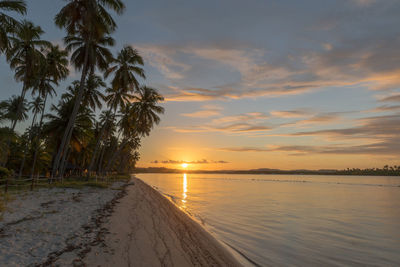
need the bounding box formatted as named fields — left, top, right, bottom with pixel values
left=134, top=167, right=400, bottom=177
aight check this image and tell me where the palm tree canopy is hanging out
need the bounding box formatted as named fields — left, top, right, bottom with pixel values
left=63, top=74, right=106, bottom=111
left=65, top=34, right=114, bottom=73
left=54, top=0, right=125, bottom=36
left=105, top=46, right=145, bottom=93
left=7, top=20, right=51, bottom=85
left=44, top=98, right=94, bottom=153
left=120, top=86, right=164, bottom=137
left=29, top=96, right=44, bottom=116
left=0, top=0, right=27, bottom=52
left=45, top=44, right=70, bottom=83
left=0, top=95, right=28, bottom=123
left=31, top=44, right=70, bottom=98
left=104, top=86, right=131, bottom=111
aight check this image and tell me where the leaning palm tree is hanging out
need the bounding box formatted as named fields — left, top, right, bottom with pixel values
left=56, top=35, right=114, bottom=175
left=52, top=0, right=125, bottom=178
left=105, top=86, right=164, bottom=172
left=87, top=46, right=145, bottom=176
left=52, top=33, right=115, bottom=178
left=6, top=20, right=50, bottom=131
left=30, top=44, right=69, bottom=178
left=44, top=98, right=94, bottom=169
left=0, top=0, right=26, bottom=53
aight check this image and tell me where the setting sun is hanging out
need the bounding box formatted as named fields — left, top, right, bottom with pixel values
left=181, top=163, right=188, bottom=169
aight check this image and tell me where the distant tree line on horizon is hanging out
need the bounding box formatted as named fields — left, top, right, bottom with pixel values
left=0, top=0, right=164, bottom=179
left=134, top=165, right=400, bottom=176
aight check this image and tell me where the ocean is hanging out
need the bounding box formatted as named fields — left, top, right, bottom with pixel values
left=137, top=173, right=400, bottom=266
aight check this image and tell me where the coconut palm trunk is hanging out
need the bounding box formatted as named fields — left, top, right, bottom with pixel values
left=30, top=92, right=47, bottom=178
left=18, top=107, right=38, bottom=178
left=97, top=145, right=106, bottom=175
left=2, top=82, right=28, bottom=167
left=87, top=108, right=116, bottom=177
left=105, top=138, right=128, bottom=173
left=52, top=44, right=90, bottom=179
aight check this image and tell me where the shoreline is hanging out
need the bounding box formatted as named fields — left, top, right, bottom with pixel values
left=0, top=177, right=242, bottom=266
left=83, top=177, right=242, bottom=266
left=149, top=180, right=256, bottom=267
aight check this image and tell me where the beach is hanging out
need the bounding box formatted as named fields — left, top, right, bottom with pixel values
left=0, top=177, right=241, bottom=266
left=83, top=177, right=241, bottom=266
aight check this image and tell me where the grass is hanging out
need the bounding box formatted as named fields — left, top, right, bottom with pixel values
left=51, top=180, right=109, bottom=189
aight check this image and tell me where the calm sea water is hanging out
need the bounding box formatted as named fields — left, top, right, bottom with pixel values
left=137, top=173, right=400, bottom=266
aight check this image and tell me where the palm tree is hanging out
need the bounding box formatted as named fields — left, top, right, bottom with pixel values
left=0, top=95, right=28, bottom=166
left=28, top=96, right=44, bottom=126
left=6, top=20, right=50, bottom=131
left=105, top=45, right=145, bottom=93
left=44, top=98, right=94, bottom=171
left=18, top=96, right=44, bottom=178
left=63, top=74, right=106, bottom=112
left=30, top=44, right=69, bottom=178
left=52, top=33, right=115, bottom=177
left=94, top=109, right=116, bottom=174
left=130, top=86, right=165, bottom=136
left=0, top=0, right=26, bottom=53
left=52, top=0, right=125, bottom=178
left=0, top=95, right=28, bottom=128
left=105, top=86, right=164, bottom=172
left=87, top=46, right=145, bottom=176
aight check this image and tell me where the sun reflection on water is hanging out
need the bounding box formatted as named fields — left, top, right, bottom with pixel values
left=182, top=173, right=187, bottom=207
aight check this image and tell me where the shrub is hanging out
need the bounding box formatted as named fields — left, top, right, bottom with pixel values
left=0, top=167, right=10, bottom=179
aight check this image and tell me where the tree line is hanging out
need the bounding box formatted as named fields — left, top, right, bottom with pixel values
left=134, top=166, right=400, bottom=176
left=0, top=0, right=164, bottom=179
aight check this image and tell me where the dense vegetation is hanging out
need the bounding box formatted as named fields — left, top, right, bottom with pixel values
left=0, top=0, right=164, bottom=179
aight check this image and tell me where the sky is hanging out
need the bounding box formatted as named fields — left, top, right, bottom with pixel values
left=1, top=0, right=400, bottom=170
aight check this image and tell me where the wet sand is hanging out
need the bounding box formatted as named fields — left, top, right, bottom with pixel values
left=83, top=177, right=242, bottom=267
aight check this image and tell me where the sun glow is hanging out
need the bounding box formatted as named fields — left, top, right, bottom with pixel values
left=181, top=163, right=188, bottom=169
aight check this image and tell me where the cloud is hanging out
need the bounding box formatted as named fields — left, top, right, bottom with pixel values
left=275, top=111, right=352, bottom=128
left=151, top=159, right=229, bottom=164
left=219, top=113, right=400, bottom=156
left=369, top=105, right=400, bottom=112
left=181, top=105, right=222, bottom=118
left=169, top=122, right=271, bottom=134
left=270, top=110, right=312, bottom=118
left=291, top=114, right=400, bottom=139
left=169, top=112, right=271, bottom=134
left=136, top=27, right=400, bottom=102
left=351, top=0, right=376, bottom=7
left=136, top=45, right=191, bottom=80
left=219, top=147, right=270, bottom=152
left=288, top=113, right=342, bottom=126
left=380, top=93, right=400, bottom=103
left=211, top=112, right=268, bottom=124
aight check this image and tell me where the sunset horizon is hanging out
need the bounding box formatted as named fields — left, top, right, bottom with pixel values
left=0, top=0, right=399, bottom=266
left=2, top=0, right=399, bottom=171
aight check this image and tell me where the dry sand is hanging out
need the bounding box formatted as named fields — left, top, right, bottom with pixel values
left=0, top=183, right=126, bottom=266
left=83, top=177, right=242, bottom=267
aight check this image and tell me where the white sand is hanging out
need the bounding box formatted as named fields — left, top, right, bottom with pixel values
left=0, top=183, right=126, bottom=266
left=0, top=178, right=242, bottom=266
left=83, top=177, right=242, bottom=267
